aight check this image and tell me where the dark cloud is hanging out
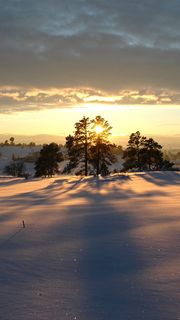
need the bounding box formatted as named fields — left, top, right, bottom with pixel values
left=0, top=87, right=179, bottom=114
left=0, top=0, right=180, bottom=109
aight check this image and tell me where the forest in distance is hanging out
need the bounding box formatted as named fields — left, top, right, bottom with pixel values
left=2, top=115, right=178, bottom=178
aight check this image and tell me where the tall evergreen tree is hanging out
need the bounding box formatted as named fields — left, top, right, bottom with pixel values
left=123, top=131, right=146, bottom=170
left=35, top=143, right=63, bottom=177
left=64, top=135, right=79, bottom=173
left=123, top=132, right=172, bottom=171
left=64, top=115, right=116, bottom=176
left=90, top=116, right=116, bottom=175
left=140, top=138, right=163, bottom=170
left=74, top=117, right=91, bottom=176
left=64, top=117, right=91, bottom=175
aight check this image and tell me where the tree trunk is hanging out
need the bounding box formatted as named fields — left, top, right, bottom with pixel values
left=96, top=139, right=100, bottom=176
left=85, top=140, right=88, bottom=176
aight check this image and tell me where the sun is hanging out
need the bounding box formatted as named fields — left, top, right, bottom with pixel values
left=95, top=125, right=104, bottom=134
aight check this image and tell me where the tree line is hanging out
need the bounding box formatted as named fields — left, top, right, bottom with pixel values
left=34, top=116, right=174, bottom=177
left=0, top=137, right=37, bottom=147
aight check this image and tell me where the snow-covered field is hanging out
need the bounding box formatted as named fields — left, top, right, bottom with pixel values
left=0, top=172, right=180, bottom=320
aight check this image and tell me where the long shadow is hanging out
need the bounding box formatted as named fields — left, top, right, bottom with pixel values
left=138, top=171, right=180, bottom=186
left=69, top=185, right=164, bottom=320
left=0, top=175, right=179, bottom=319
left=0, top=177, right=26, bottom=187
left=0, top=174, right=167, bottom=224
left=0, top=177, right=84, bottom=214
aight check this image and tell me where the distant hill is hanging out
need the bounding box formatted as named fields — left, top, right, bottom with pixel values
left=0, top=133, right=179, bottom=148
left=0, top=134, right=65, bottom=145
left=111, top=134, right=180, bottom=149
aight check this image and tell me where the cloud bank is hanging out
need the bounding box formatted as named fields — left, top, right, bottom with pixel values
left=0, top=87, right=179, bottom=113
left=0, top=0, right=180, bottom=112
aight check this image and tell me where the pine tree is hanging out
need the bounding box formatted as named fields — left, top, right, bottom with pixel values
left=63, top=135, right=79, bottom=173
left=123, top=132, right=170, bottom=171
left=140, top=138, right=163, bottom=170
left=123, top=131, right=146, bottom=170
left=35, top=143, right=63, bottom=177
left=64, top=117, right=91, bottom=175
left=90, top=116, right=116, bottom=175
left=74, top=117, right=91, bottom=176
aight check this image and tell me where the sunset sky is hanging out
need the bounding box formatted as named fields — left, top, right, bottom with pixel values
left=0, top=0, right=180, bottom=138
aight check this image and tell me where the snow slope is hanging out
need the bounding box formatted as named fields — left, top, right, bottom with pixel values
left=0, top=172, right=180, bottom=320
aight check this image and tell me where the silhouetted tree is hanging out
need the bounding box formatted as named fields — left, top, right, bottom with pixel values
left=74, top=117, right=92, bottom=175
left=161, top=159, right=175, bottom=170
left=123, top=132, right=174, bottom=171
left=90, top=116, right=116, bottom=175
left=29, top=142, right=36, bottom=147
left=35, top=143, right=63, bottom=177
left=64, top=116, right=116, bottom=176
left=4, top=161, right=26, bottom=177
left=4, top=140, right=9, bottom=145
left=64, top=117, right=92, bottom=175
left=10, top=137, right=15, bottom=145
left=140, top=137, right=163, bottom=170
left=65, top=135, right=75, bottom=158
left=63, top=135, right=79, bottom=173
left=123, top=131, right=145, bottom=170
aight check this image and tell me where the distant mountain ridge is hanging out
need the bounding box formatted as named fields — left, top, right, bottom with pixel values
left=111, top=134, right=180, bottom=149
left=0, top=133, right=179, bottom=148
left=0, top=134, right=66, bottom=145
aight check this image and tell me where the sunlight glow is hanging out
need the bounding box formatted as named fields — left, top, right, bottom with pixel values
left=95, top=125, right=104, bottom=134
left=0, top=104, right=179, bottom=139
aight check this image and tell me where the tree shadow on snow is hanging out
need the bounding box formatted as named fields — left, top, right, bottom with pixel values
left=138, top=171, right=180, bottom=186
left=0, top=175, right=179, bottom=320
left=66, top=184, right=170, bottom=320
